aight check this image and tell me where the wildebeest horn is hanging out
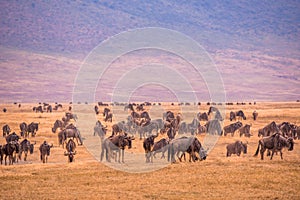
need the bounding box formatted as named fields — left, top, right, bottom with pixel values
left=64, top=151, right=69, bottom=156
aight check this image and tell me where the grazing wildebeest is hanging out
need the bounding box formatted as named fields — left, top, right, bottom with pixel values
left=206, top=119, right=223, bottom=135
left=223, top=121, right=243, bottom=136
left=278, top=122, right=293, bottom=137
left=168, top=137, right=207, bottom=163
left=62, top=128, right=83, bottom=146
left=163, top=111, right=175, bottom=122
left=100, top=134, right=135, bottom=163
left=52, top=119, right=64, bottom=133
left=2, top=124, right=11, bottom=137
left=27, top=122, right=39, bottom=137
left=1, top=141, right=19, bottom=165
left=258, top=121, right=279, bottom=137
left=18, top=139, right=35, bottom=161
left=124, top=103, right=134, bottom=112
left=152, top=138, right=169, bottom=159
left=19, top=122, right=28, bottom=137
left=39, top=141, right=53, bottom=163
left=197, top=112, right=208, bottom=121
left=226, top=141, right=247, bottom=157
left=179, top=137, right=208, bottom=162
left=252, top=110, right=258, bottom=121
left=236, top=110, right=246, bottom=120
left=104, top=111, right=113, bottom=122
left=5, top=132, right=20, bottom=143
left=239, top=124, right=252, bottom=137
left=64, top=139, right=76, bottom=162
left=140, top=111, right=151, bottom=121
left=254, top=133, right=294, bottom=160
left=143, top=134, right=158, bottom=163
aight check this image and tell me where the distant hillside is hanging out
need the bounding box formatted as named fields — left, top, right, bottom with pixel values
left=0, top=0, right=299, bottom=102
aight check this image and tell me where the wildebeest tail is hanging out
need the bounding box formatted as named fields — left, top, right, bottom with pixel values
left=253, top=142, right=260, bottom=157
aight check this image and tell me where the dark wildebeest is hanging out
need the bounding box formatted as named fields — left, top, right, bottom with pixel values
left=223, top=121, right=243, bottom=136
left=278, top=122, right=293, bottom=137
left=254, top=133, right=294, bottom=160
left=229, top=111, right=236, bottom=121
left=197, top=112, right=208, bottom=121
left=100, top=134, right=135, bottom=163
left=3, top=108, right=7, bottom=113
left=62, top=128, right=83, bottom=147
left=27, top=122, right=39, bottom=137
left=163, top=111, right=175, bottom=122
left=206, top=119, right=223, bottom=135
left=252, top=110, right=258, bottom=121
left=39, top=141, right=53, bottom=163
left=124, top=103, right=134, bottom=112
left=19, top=122, right=28, bottom=137
left=46, top=105, right=52, bottom=113
left=168, top=136, right=207, bottom=163
left=152, top=138, right=169, bottom=159
left=33, top=105, right=43, bottom=113
left=2, top=124, right=11, bottom=137
left=136, top=104, right=144, bottom=111
left=52, top=119, right=64, bottom=133
left=166, top=126, right=176, bottom=140
left=1, top=141, right=19, bottom=165
left=179, top=137, right=208, bottom=162
left=5, top=132, right=20, bottom=143
left=226, top=141, right=247, bottom=157
left=94, top=105, right=99, bottom=115
left=239, top=124, right=252, bottom=137
left=64, top=139, right=76, bottom=162
left=18, top=139, right=35, bottom=161
left=236, top=110, right=246, bottom=120
left=143, top=133, right=158, bottom=163
left=258, top=121, right=279, bottom=137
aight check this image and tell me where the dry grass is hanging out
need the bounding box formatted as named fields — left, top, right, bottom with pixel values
left=0, top=102, right=300, bottom=199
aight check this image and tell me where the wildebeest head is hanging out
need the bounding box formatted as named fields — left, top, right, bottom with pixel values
left=29, top=143, right=35, bottom=154
left=199, top=147, right=208, bottom=160
left=286, top=137, right=294, bottom=151
left=241, top=142, right=248, bottom=154
left=125, top=135, right=135, bottom=149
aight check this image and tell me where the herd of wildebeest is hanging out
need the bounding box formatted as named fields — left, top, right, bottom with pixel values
left=0, top=101, right=299, bottom=166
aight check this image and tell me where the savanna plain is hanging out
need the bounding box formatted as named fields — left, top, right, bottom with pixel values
left=0, top=102, right=299, bottom=200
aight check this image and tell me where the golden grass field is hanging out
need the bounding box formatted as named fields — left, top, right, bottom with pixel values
left=0, top=102, right=300, bottom=199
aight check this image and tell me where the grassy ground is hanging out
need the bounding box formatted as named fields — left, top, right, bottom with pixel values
left=0, top=102, right=299, bottom=199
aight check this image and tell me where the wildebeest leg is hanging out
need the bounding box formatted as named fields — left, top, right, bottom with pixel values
left=24, top=152, right=28, bottom=161
left=260, top=147, right=266, bottom=160
left=121, top=149, right=125, bottom=163
left=118, top=149, right=121, bottom=163
left=270, top=150, right=275, bottom=160
left=280, top=150, right=283, bottom=159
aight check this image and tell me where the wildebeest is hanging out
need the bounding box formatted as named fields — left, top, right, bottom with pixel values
left=5, top=132, right=20, bottom=143
left=252, top=110, right=258, bottom=121
left=278, top=122, right=294, bottom=137
left=100, top=134, right=135, bottom=163
left=179, top=137, right=208, bottom=162
left=1, top=141, right=19, bottom=165
left=258, top=121, right=279, bottom=137
left=2, top=124, right=11, bottom=137
left=187, top=118, right=200, bottom=135
left=239, top=124, right=252, bottom=137
left=103, top=108, right=112, bottom=122
left=64, top=139, right=76, bottom=162
left=208, top=106, right=224, bottom=121
left=94, top=124, right=107, bottom=140
left=254, top=133, right=294, bottom=160
left=52, top=119, right=64, bottom=133
left=33, top=105, right=43, bottom=113
left=197, top=112, right=208, bottom=121
left=163, top=111, right=175, bottom=122
left=39, top=141, right=53, bottom=163
left=152, top=138, right=169, bottom=159
left=226, top=141, right=247, bottom=157
left=143, top=134, right=158, bottom=163
left=223, top=121, right=243, bottom=136
left=137, top=121, right=158, bottom=140
left=206, top=119, right=223, bottom=135
left=168, top=136, right=207, bottom=163
left=46, top=105, right=52, bottom=113
left=236, top=110, right=246, bottom=120
left=3, top=108, right=7, bottom=113
left=62, top=128, right=83, bottom=147
left=27, top=122, right=39, bottom=137
left=124, top=103, right=134, bottom=112
left=18, top=139, right=35, bottom=161
left=65, top=112, right=77, bottom=122
left=19, top=122, right=28, bottom=137
left=94, top=105, right=99, bottom=115
left=229, top=111, right=236, bottom=121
